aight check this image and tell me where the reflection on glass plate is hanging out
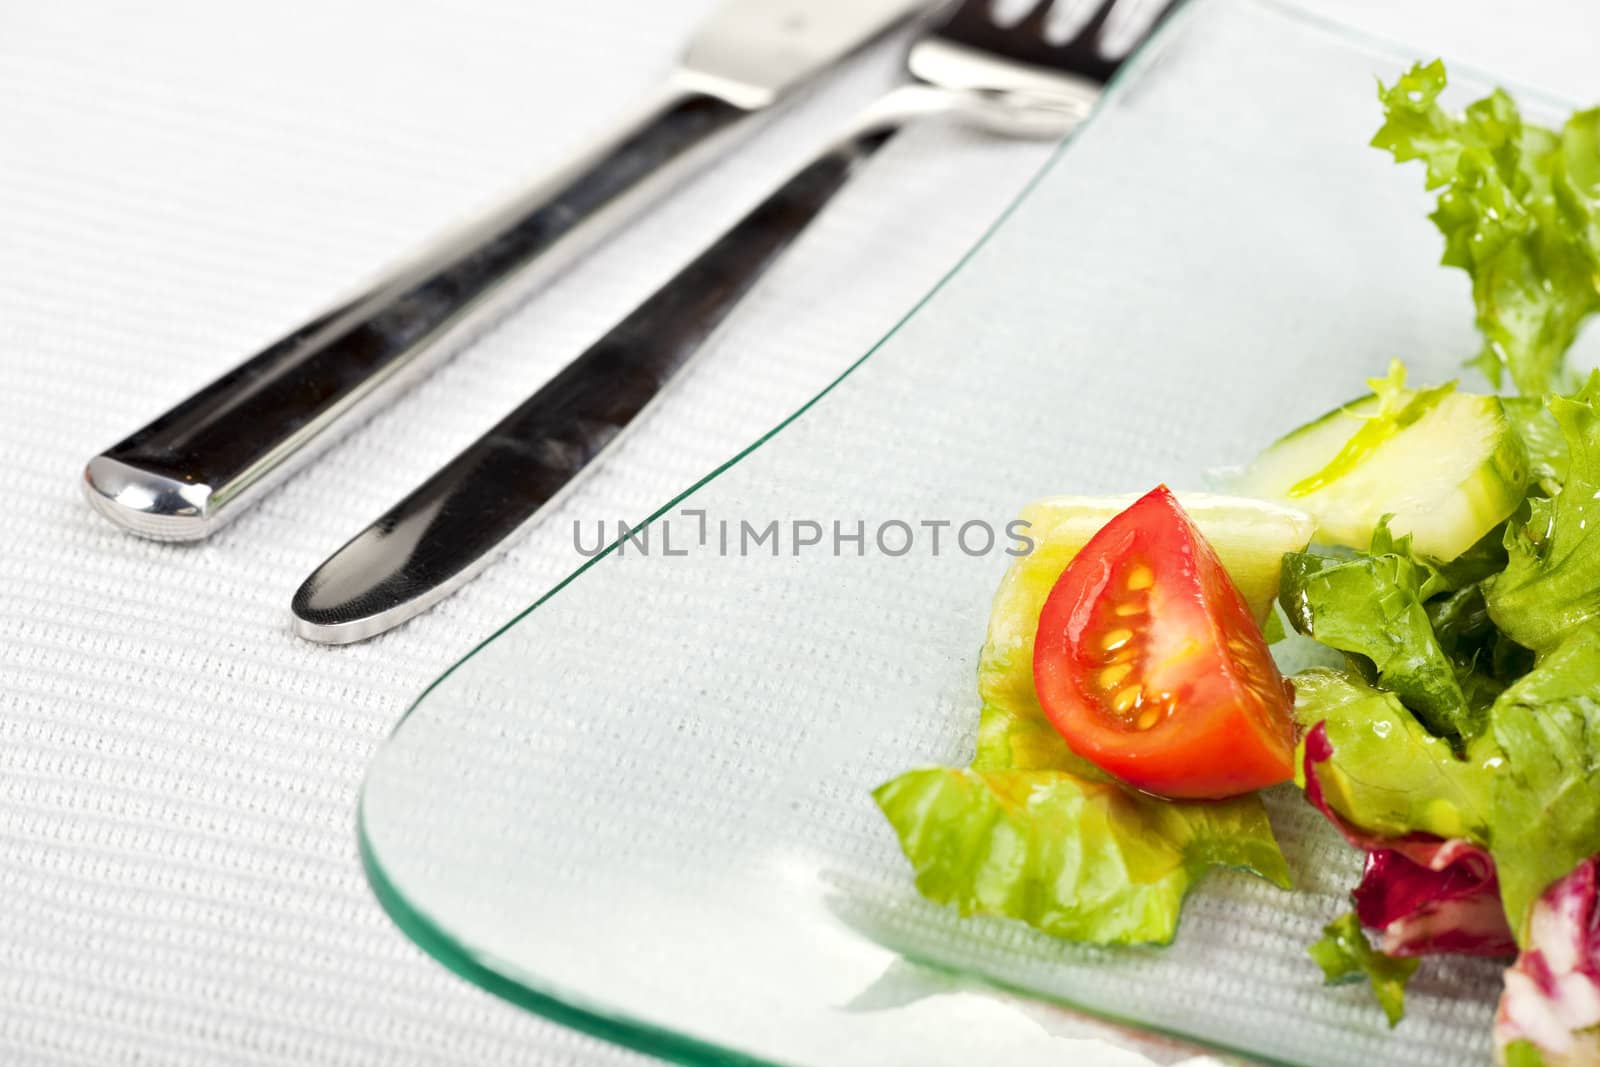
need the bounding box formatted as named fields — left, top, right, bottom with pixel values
left=359, top=1, right=1558, bottom=1063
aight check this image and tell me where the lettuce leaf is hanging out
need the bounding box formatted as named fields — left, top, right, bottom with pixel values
left=1290, top=668, right=1493, bottom=843
left=1487, top=625, right=1600, bottom=938
left=1373, top=61, right=1600, bottom=396
left=1421, top=521, right=1513, bottom=592
left=1307, top=912, right=1419, bottom=1027
left=873, top=767, right=1289, bottom=946
left=1490, top=379, right=1600, bottom=651
left=1495, top=857, right=1600, bottom=1067
left=1281, top=525, right=1494, bottom=742
left=1299, top=712, right=1515, bottom=958
left=1504, top=395, right=1572, bottom=494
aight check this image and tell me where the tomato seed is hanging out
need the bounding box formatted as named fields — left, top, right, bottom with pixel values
left=1125, top=565, right=1154, bottom=591
left=1099, top=663, right=1133, bottom=688
left=1112, top=686, right=1141, bottom=714
left=1101, top=628, right=1134, bottom=652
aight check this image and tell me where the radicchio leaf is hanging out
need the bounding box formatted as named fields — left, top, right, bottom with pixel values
left=1495, top=858, right=1600, bottom=1066
left=1304, top=722, right=1515, bottom=957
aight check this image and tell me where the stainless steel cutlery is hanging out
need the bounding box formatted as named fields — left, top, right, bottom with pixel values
left=292, top=0, right=1177, bottom=644
left=82, top=0, right=924, bottom=541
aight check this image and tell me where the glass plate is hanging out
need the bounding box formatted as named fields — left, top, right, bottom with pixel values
left=359, top=2, right=1558, bottom=1063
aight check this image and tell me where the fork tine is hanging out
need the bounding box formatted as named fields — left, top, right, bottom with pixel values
left=1066, top=0, right=1119, bottom=47
left=1055, top=0, right=1178, bottom=81
left=1012, top=0, right=1060, bottom=38
left=937, top=0, right=1005, bottom=42
left=939, top=0, right=1057, bottom=42
left=928, top=0, right=1177, bottom=87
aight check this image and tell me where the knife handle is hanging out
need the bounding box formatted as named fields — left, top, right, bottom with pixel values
left=292, top=120, right=902, bottom=644
left=83, top=79, right=751, bottom=541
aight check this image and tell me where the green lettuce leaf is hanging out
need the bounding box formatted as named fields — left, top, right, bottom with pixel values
left=1426, top=583, right=1532, bottom=710
left=1280, top=526, right=1484, bottom=741
left=1373, top=61, right=1600, bottom=396
left=1504, top=395, right=1571, bottom=494
left=1291, top=668, right=1494, bottom=843
left=1503, top=1040, right=1548, bottom=1067
left=889, top=584, right=1291, bottom=945
left=1417, top=520, right=1511, bottom=592
left=1490, top=378, right=1600, bottom=651
left=972, top=695, right=1110, bottom=780
left=1307, top=912, right=1420, bottom=1027
left=1262, top=605, right=1287, bottom=645
left=874, top=767, right=1289, bottom=946
left=1487, top=625, right=1600, bottom=939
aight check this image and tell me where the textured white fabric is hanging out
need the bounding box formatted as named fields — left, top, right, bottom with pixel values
left=0, top=1, right=1597, bottom=1065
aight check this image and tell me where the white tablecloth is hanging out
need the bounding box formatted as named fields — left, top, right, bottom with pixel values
left=2, top=1, right=1596, bottom=1063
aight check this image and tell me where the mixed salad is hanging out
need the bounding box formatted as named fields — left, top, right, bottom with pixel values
left=874, top=62, right=1600, bottom=1066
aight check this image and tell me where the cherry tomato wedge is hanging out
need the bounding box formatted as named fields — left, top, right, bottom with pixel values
left=1032, top=486, right=1295, bottom=799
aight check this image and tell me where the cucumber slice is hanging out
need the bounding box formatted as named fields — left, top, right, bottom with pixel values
left=1235, top=391, right=1528, bottom=561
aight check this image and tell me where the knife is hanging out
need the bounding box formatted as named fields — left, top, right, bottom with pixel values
left=292, top=119, right=898, bottom=644
left=82, top=0, right=926, bottom=542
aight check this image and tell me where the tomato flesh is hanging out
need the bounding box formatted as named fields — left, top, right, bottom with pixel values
left=1032, top=486, right=1295, bottom=799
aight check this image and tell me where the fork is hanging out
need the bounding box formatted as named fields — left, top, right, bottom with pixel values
left=853, top=0, right=1168, bottom=141
left=293, top=0, right=1182, bottom=644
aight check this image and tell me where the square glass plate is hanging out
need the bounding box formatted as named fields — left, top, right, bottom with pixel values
left=359, top=2, right=1564, bottom=1062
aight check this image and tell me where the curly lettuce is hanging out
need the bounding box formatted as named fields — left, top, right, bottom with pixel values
left=1487, top=625, right=1600, bottom=938
left=1490, top=377, right=1600, bottom=651
left=1504, top=395, right=1572, bottom=494
left=1374, top=61, right=1600, bottom=396
left=1308, top=912, right=1420, bottom=1027
left=1282, top=548, right=1469, bottom=739
left=874, top=768, right=1289, bottom=946
left=1279, top=522, right=1519, bottom=743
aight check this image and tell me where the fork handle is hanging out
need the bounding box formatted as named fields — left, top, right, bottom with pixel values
left=83, top=80, right=751, bottom=541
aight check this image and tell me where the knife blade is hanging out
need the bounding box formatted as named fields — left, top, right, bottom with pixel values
left=292, top=125, right=895, bottom=644
left=83, top=0, right=927, bottom=541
